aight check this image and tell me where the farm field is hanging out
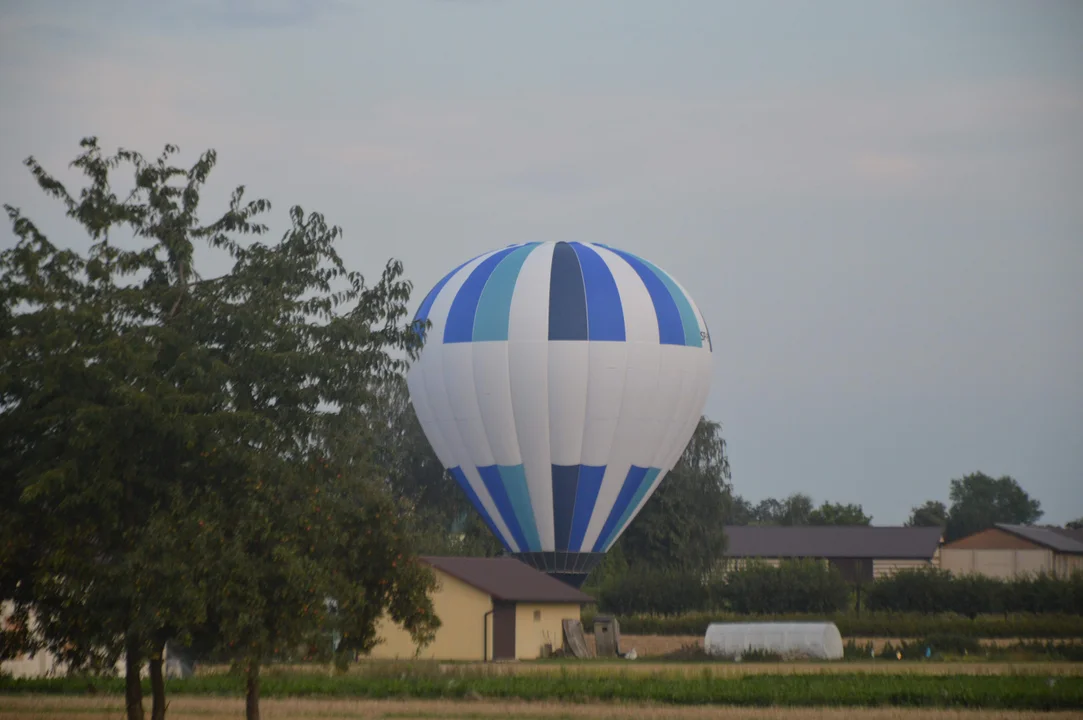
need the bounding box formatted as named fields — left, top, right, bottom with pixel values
left=4, top=667, right=1082, bottom=711
left=3, top=697, right=1083, bottom=720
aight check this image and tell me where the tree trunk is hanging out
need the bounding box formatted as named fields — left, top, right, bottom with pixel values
left=124, top=636, right=145, bottom=720
left=245, top=656, right=261, bottom=720
left=149, top=642, right=166, bottom=720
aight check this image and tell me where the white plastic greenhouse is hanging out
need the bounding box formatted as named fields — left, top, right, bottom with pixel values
left=704, top=622, right=844, bottom=661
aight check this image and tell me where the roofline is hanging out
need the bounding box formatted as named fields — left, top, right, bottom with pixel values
left=994, top=524, right=1083, bottom=554
left=419, top=557, right=594, bottom=604
left=723, top=553, right=937, bottom=560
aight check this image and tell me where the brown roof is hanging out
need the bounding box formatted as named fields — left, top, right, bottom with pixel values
left=722, top=525, right=943, bottom=560
left=995, top=524, right=1083, bottom=554
left=421, top=556, right=594, bottom=604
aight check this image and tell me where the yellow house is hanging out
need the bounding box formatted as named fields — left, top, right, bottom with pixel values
left=369, top=556, right=593, bottom=661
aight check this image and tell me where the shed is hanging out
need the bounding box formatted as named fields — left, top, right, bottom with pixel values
left=720, top=525, right=943, bottom=582
left=369, top=556, right=593, bottom=661
left=941, top=524, right=1083, bottom=579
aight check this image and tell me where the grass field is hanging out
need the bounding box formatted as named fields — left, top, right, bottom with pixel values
left=3, top=697, right=1083, bottom=720
left=4, top=667, right=1082, bottom=711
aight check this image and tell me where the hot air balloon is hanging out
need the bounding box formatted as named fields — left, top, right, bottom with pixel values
left=406, top=242, right=713, bottom=587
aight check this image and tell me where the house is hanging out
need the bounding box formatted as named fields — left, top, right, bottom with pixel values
left=719, top=525, right=944, bottom=583
left=369, top=556, right=593, bottom=661
left=940, top=524, right=1083, bottom=579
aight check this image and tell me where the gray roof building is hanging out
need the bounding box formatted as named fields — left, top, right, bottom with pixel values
left=722, top=525, right=943, bottom=560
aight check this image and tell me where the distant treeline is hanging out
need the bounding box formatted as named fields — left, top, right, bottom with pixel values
left=595, top=561, right=1083, bottom=617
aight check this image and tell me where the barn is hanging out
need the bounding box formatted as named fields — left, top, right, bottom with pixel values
left=369, top=556, right=592, bottom=661
left=719, top=525, right=943, bottom=582
left=940, top=524, right=1083, bottom=579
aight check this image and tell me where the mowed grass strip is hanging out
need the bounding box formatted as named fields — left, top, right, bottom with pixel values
left=3, top=696, right=1083, bottom=720
left=2, top=671, right=1081, bottom=710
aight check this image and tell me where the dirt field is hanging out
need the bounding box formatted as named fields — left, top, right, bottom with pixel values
left=2, top=697, right=1081, bottom=720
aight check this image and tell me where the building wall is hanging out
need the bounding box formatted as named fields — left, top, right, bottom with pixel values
left=1054, top=554, right=1083, bottom=577
left=723, top=557, right=936, bottom=580
left=872, top=558, right=932, bottom=579
left=718, top=558, right=782, bottom=572
left=369, top=569, right=493, bottom=661
left=940, top=548, right=1053, bottom=578
left=514, top=602, right=580, bottom=660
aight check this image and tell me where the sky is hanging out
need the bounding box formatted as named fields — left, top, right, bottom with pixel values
left=2, top=0, right=1081, bottom=525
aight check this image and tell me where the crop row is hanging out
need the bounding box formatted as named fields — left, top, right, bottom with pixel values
left=583, top=610, right=1083, bottom=638
left=2, top=670, right=1081, bottom=710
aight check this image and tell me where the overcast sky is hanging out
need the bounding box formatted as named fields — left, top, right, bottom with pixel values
left=2, top=0, right=1081, bottom=525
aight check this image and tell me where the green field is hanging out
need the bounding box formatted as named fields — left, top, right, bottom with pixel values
left=4, top=664, right=1082, bottom=711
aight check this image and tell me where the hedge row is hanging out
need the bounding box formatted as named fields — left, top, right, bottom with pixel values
left=593, top=563, right=1083, bottom=617
left=582, top=610, right=1083, bottom=638
left=2, top=670, right=1081, bottom=710
left=596, top=561, right=851, bottom=615
left=866, top=567, right=1083, bottom=615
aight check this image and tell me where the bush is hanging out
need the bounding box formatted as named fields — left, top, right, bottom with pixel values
left=865, top=568, right=1083, bottom=616
left=714, top=560, right=851, bottom=614
left=596, top=569, right=709, bottom=615
left=596, top=560, right=851, bottom=616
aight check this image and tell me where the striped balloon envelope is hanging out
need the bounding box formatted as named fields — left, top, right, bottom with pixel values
left=406, top=241, right=713, bottom=587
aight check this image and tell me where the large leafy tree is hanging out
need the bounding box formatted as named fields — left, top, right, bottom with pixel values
left=906, top=500, right=948, bottom=529
left=808, top=501, right=872, bottom=526
left=619, top=416, right=733, bottom=575
left=1, top=138, right=438, bottom=720
left=1, top=142, right=222, bottom=719
left=743, top=493, right=815, bottom=526
left=943, top=471, right=1043, bottom=542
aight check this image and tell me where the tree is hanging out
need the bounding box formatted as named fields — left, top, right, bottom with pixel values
left=1, top=140, right=224, bottom=719
left=944, top=471, right=1043, bottom=542
left=745, top=493, right=814, bottom=525
left=618, top=416, right=732, bottom=575
left=1067, top=518, right=1083, bottom=530
left=906, top=500, right=948, bottom=528
left=1, top=138, right=439, bottom=720
left=723, top=494, right=756, bottom=525
left=808, top=502, right=872, bottom=526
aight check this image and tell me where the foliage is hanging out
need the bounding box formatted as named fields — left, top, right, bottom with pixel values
left=864, top=567, right=1083, bottom=616
left=751, top=493, right=814, bottom=526
left=808, top=502, right=872, bottom=526
left=596, top=569, right=710, bottom=615
left=1067, top=517, right=1083, bottom=530
left=0, top=138, right=235, bottom=718
left=594, top=560, right=850, bottom=616
left=2, top=669, right=1082, bottom=710
left=943, top=472, right=1042, bottom=542
left=728, top=493, right=870, bottom=526
left=906, top=500, right=948, bottom=528
left=713, top=560, right=851, bottom=614
left=618, top=417, right=732, bottom=575
left=0, top=138, right=439, bottom=720
left=582, top=609, right=1083, bottom=638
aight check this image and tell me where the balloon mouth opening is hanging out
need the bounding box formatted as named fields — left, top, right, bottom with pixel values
left=511, top=551, right=607, bottom=588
